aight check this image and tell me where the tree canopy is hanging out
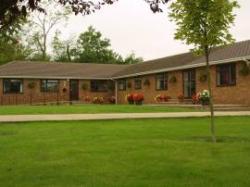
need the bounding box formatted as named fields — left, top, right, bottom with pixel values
left=169, top=0, right=239, bottom=142
left=0, top=0, right=170, bottom=31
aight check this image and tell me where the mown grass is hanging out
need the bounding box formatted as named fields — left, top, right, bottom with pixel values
left=0, top=104, right=201, bottom=115
left=0, top=117, right=250, bottom=187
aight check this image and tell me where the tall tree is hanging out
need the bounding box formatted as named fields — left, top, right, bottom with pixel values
left=75, top=26, right=123, bottom=64
left=169, top=0, right=239, bottom=142
left=0, top=0, right=170, bottom=30
left=123, top=53, right=143, bottom=64
left=52, top=30, right=75, bottom=62
left=25, top=0, right=70, bottom=61
left=0, top=18, right=29, bottom=64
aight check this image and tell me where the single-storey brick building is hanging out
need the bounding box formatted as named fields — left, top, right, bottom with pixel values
left=0, top=40, right=250, bottom=106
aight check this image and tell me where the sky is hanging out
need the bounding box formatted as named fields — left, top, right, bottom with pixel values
left=58, top=0, right=250, bottom=61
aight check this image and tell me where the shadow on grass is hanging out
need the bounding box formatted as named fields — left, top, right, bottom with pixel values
left=185, top=136, right=250, bottom=143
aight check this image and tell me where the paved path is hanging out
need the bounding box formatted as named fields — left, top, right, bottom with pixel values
left=0, top=111, right=250, bottom=123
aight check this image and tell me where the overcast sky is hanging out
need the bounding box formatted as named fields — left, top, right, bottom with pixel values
left=59, top=0, right=250, bottom=61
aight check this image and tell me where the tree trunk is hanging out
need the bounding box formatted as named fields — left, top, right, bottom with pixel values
left=205, top=48, right=216, bottom=143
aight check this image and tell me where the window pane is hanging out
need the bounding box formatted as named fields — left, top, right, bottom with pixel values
left=156, top=73, right=167, bottom=90
left=3, top=79, right=23, bottom=94
left=134, top=79, right=142, bottom=89
left=118, top=80, right=126, bottom=91
left=90, top=80, right=108, bottom=92
left=217, top=63, right=236, bottom=86
left=41, top=80, right=59, bottom=92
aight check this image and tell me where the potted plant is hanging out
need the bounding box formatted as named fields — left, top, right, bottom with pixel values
left=27, top=81, right=36, bottom=89
left=84, top=96, right=91, bottom=103
left=108, top=96, right=116, bottom=104
left=92, top=96, right=104, bottom=104
left=239, top=62, right=250, bottom=76
left=133, top=93, right=144, bottom=105
left=81, top=83, right=88, bottom=91
left=169, top=76, right=177, bottom=83
left=143, top=79, right=150, bottom=87
left=155, top=94, right=171, bottom=102
left=199, top=74, right=207, bottom=82
left=200, top=90, right=210, bottom=106
left=126, top=93, right=134, bottom=104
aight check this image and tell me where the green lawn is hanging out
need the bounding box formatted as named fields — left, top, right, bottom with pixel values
left=0, top=117, right=250, bottom=187
left=0, top=104, right=201, bottom=115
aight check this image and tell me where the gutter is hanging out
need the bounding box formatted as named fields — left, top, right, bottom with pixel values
left=111, top=55, right=250, bottom=79
left=0, top=75, right=112, bottom=80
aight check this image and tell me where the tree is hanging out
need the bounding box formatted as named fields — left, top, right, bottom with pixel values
left=169, top=0, right=239, bottom=142
left=0, top=0, right=170, bottom=30
left=123, top=53, right=143, bottom=64
left=25, top=0, right=70, bottom=61
left=52, top=30, right=76, bottom=62
left=75, top=26, right=123, bottom=64
left=0, top=18, right=29, bottom=64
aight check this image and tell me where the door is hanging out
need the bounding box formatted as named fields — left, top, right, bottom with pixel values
left=183, top=70, right=196, bottom=98
left=70, top=80, right=79, bottom=101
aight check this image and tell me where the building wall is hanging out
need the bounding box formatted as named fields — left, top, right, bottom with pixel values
left=0, top=62, right=249, bottom=106
left=78, top=80, right=114, bottom=103
left=116, top=71, right=183, bottom=104
left=117, top=62, right=250, bottom=106
left=0, top=79, right=115, bottom=105
left=196, top=62, right=250, bottom=105
left=0, top=79, right=70, bottom=105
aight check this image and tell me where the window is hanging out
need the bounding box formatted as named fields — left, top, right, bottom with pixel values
left=118, top=79, right=126, bottom=91
left=216, top=63, right=236, bottom=87
left=41, top=80, right=59, bottom=92
left=134, top=78, right=142, bottom=90
left=156, top=73, right=168, bottom=90
left=90, top=80, right=108, bottom=92
left=3, top=79, right=23, bottom=94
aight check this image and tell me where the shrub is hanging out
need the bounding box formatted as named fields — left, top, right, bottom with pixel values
left=92, top=97, right=104, bottom=104
left=155, top=94, right=171, bottom=102
left=133, top=93, right=144, bottom=105
left=108, top=96, right=116, bottom=104
left=126, top=94, right=134, bottom=104
left=84, top=96, right=91, bottom=103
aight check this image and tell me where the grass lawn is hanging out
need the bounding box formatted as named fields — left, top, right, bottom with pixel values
left=0, top=117, right=250, bottom=187
left=0, top=104, right=201, bottom=115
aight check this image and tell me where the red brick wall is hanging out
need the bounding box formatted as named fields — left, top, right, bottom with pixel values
left=117, top=62, right=250, bottom=106
left=117, top=71, right=183, bottom=104
left=78, top=80, right=114, bottom=104
left=196, top=62, right=250, bottom=105
left=0, top=79, right=69, bottom=105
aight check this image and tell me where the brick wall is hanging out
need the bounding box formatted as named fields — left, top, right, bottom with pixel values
left=117, top=62, right=250, bottom=106
left=0, top=79, right=69, bottom=105
left=78, top=80, right=114, bottom=103
left=116, top=71, right=183, bottom=104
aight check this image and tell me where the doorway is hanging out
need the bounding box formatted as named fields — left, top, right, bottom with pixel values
left=70, top=80, right=79, bottom=101
left=183, top=70, right=196, bottom=98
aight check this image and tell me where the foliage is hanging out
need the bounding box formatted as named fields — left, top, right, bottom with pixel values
left=169, top=75, right=177, bottom=83
left=52, top=31, right=75, bottom=62
left=239, top=61, right=250, bottom=76
left=25, top=0, right=70, bottom=61
left=0, top=0, right=169, bottom=30
left=27, top=81, right=36, bottom=89
left=0, top=18, right=29, bottom=64
left=169, top=0, right=239, bottom=142
left=122, top=53, right=143, bottom=64
left=143, top=79, right=150, bottom=86
left=75, top=26, right=121, bottom=64
left=155, top=94, right=171, bottom=102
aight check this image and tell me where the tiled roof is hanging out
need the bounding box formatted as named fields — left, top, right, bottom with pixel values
left=0, top=40, right=250, bottom=79
left=0, top=61, right=130, bottom=79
